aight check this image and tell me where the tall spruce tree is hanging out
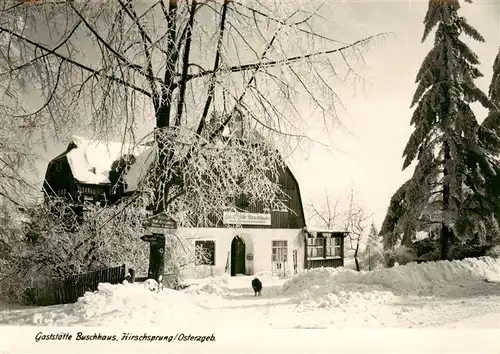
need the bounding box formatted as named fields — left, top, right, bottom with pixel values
left=451, top=44, right=500, bottom=247
left=482, top=48, right=500, bottom=139
left=381, top=45, right=500, bottom=252
left=488, top=49, right=500, bottom=108
left=474, top=47, right=500, bottom=244
left=365, top=222, right=380, bottom=252
left=401, top=0, right=499, bottom=260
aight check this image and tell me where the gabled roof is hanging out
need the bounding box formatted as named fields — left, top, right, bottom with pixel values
left=53, top=135, right=149, bottom=185
left=51, top=133, right=305, bottom=213
left=122, top=135, right=305, bottom=200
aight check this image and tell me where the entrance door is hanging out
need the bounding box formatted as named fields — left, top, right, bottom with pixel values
left=230, top=236, right=246, bottom=276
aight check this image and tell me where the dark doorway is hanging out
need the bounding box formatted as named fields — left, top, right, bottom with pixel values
left=230, top=236, right=246, bottom=276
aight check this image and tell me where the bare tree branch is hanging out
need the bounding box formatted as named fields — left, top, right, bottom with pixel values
left=68, top=1, right=149, bottom=79
left=233, top=2, right=349, bottom=46
left=176, top=0, right=197, bottom=127
left=0, top=26, right=152, bottom=97
left=116, top=0, right=161, bottom=108
left=184, top=34, right=384, bottom=81
left=197, top=0, right=229, bottom=135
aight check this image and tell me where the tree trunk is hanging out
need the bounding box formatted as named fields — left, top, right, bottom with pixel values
left=368, top=246, right=371, bottom=271
left=401, top=225, right=414, bottom=247
left=354, top=241, right=360, bottom=271
left=441, top=81, right=452, bottom=261
left=440, top=223, right=453, bottom=260
left=146, top=1, right=179, bottom=286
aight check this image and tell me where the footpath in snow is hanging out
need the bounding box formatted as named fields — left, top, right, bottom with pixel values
left=0, top=257, right=499, bottom=328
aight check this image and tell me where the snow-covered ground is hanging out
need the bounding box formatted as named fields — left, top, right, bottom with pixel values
left=0, top=257, right=499, bottom=329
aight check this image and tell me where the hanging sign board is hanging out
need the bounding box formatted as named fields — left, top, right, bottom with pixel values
left=140, top=234, right=165, bottom=243
left=142, top=213, right=178, bottom=230
left=223, top=211, right=271, bottom=226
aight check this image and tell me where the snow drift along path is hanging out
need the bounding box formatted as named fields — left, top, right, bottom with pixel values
left=0, top=258, right=499, bottom=328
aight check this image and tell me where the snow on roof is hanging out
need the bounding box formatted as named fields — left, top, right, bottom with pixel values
left=123, top=145, right=156, bottom=193
left=120, top=131, right=296, bottom=194
left=305, top=228, right=348, bottom=236
left=65, top=135, right=149, bottom=185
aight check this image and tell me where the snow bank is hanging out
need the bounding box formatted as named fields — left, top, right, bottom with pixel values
left=30, top=282, right=201, bottom=326
left=333, top=257, right=500, bottom=292
left=282, top=268, right=396, bottom=309
left=282, top=257, right=500, bottom=308
left=75, top=283, right=201, bottom=325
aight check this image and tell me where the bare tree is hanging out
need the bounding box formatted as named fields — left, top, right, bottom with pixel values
left=308, top=188, right=371, bottom=271
left=308, top=189, right=339, bottom=229
left=343, top=189, right=371, bottom=271
left=0, top=195, right=209, bottom=303
left=0, top=0, right=386, bottom=279
left=0, top=1, right=383, bottom=200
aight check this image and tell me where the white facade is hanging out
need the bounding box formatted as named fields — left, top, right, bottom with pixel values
left=178, top=227, right=306, bottom=279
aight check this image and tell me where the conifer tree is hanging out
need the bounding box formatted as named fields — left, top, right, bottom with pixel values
left=381, top=45, right=500, bottom=252
left=401, top=0, right=499, bottom=260
left=456, top=47, right=500, bottom=246
left=473, top=47, right=500, bottom=244
left=488, top=49, right=500, bottom=109
left=365, top=222, right=380, bottom=252
left=481, top=48, right=500, bottom=146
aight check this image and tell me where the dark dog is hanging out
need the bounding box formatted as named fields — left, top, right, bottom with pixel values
left=251, top=278, right=262, bottom=297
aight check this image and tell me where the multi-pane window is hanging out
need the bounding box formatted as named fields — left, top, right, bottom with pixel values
left=307, top=237, right=325, bottom=258
left=325, top=236, right=341, bottom=257
left=80, top=186, right=94, bottom=195
left=195, top=240, right=215, bottom=266
left=307, top=233, right=343, bottom=259
left=272, top=240, right=288, bottom=262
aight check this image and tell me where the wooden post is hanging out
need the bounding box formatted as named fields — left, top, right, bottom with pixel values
left=128, top=268, right=136, bottom=283
left=304, top=231, right=309, bottom=271
left=293, top=249, right=297, bottom=275
left=147, top=234, right=166, bottom=286
left=225, top=251, right=230, bottom=274
left=142, top=214, right=177, bottom=289
left=368, top=246, right=371, bottom=271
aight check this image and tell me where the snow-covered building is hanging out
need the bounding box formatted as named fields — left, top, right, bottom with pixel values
left=43, top=136, right=346, bottom=277
left=43, top=136, right=149, bottom=205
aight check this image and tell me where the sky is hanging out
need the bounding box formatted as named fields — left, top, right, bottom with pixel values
left=28, top=0, right=500, bottom=231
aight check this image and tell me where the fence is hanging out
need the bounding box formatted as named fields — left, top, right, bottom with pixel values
left=26, top=264, right=127, bottom=306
